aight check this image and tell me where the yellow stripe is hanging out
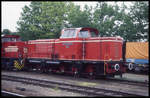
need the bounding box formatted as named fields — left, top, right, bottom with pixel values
left=14, top=60, right=24, bottom=70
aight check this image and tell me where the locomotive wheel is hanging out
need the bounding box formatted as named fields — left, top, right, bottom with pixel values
left=38, top=65, right=44, bottom=73
left=6, top=62, right=12, bottom=71
left=86, top=65, right=95, bottom=79
left=72, top=67, right=79, bottom=78
left=38, top=63, right=47, bottom=73
left=74, top=73, right=79, bottom=78
left=59, top=65, right=65, bottom=75
left=89, top=72, right=95, bottom=80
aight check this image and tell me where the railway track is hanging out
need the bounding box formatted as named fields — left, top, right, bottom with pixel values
left=1, top=90, right=25, bottom=97
left=2, top=74, right=144, bottom=97
left=52, top=72, right=149, bottom=87
left=47, top=73, right=149, bottom=87
left=23, top=70, right=150, bottom=87
left=35, top=71, right=148, bottom=87
left=2, top=70, right=148, bottom=87
left=105, top=77, right=149, bottom=87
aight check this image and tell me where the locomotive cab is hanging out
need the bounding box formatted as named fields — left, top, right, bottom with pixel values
left=60, top=27, right=99, bottom=39
left=2, top=35, right=21, bottom=42
left=1, top=35, right=25, bottom=70
left=77, top=28, right=99, bottom=38
left=57, top=27, right=126, bottom=77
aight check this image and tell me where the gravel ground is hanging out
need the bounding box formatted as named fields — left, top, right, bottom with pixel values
left=115, top=73, right=149, bottom=82
left=2, top=80, right=85, bottom=96
left=2, top=70, right=149, bottom=96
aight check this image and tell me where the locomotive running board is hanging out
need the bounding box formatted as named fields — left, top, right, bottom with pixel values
left=46, top=61, right=60, bottom=64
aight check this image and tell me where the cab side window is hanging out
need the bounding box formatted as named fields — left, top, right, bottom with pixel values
left=78, top=30, right=90, bottom=38
left=60, top=29, right=76, bottom=38
left=2, top=38, right=10, bottom=42
left=11, top=38, right=16, bottom=41
left=2, top=37, right=19, bottom=42
left=90, top=31, right=97, bottom=37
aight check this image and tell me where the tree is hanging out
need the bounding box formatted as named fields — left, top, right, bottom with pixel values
left=17, top=1, right=149, bottom=42
left=111, top=2, right=137, bottom=41
left=17, top=1, right=68, bottom=41
left=2, top=29, right=12, bottom=35
left=93, top=2, right=123, bottom=37
left=66, top=3, right=93, bottom=28
left=129, top=1, right=149, bottom=41
left=92, top=2, right=149, bottom=42
left=17, top=2, right=42, bottom=41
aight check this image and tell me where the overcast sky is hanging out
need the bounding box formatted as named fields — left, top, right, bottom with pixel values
left=1, top=1, right=132, bottom=32
left=2, top=1, right=100, bottom=32
left=2, top=2, right=31, bottom=32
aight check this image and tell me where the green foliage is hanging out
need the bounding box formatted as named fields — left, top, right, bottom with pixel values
left=66, top=3, right=93, bottom=28
left=17, top=1, right=68, bottom=41
left=129, top=2, right=149, bottom=41
left=92, top=2, right=148, bottom=41
left=93, top=2, right=119, bottom=36
left=2, top=29, right=18, bottom=36
left=16, top=1, right=149, bottom=42
left=2, top=29, right=12, bottom=35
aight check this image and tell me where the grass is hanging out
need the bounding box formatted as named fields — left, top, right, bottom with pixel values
left=53, top=84, right=60, bottom=91
left=76, top=81, right=98, bottom=87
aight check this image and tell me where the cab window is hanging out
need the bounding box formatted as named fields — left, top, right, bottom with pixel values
left=60, top=29, right=76, bottom=38
left=78, top=30, right=90, bottom=38
left=2, top=37, right=20, bottom=42
left=90, top=31, right=97, bottom=37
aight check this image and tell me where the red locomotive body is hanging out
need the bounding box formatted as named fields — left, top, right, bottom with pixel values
left=1, top=27, right=126, bottom=77
left=1, top=35, right=26, bottom=70
left=27, top=39, right=55, bottom=59
left=25, top=27, right=126, bottom=77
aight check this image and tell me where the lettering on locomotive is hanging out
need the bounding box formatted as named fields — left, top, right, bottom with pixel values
left=62, top=42, right=73, bottom=48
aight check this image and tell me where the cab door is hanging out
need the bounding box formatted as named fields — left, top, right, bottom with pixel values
left=77, top=30, right=90, bottom=60
left=57, top=29, right=81, bottom=60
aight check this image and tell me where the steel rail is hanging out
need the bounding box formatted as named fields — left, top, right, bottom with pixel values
left=2, top=74, right=144, bottom=97
left=105, top=77, right=149, bottom=87
left=2, top=70, right=148, bottom=87
left=1, top=90, right=25, bottom=97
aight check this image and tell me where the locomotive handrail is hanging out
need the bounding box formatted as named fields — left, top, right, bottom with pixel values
left=82, top=38, right=86, bottom=60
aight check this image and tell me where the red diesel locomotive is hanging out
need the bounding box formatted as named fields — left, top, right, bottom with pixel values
left=1, top=35, right=26, bottom=70
left=1, top=27, right=126, bottom=77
